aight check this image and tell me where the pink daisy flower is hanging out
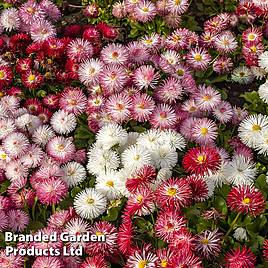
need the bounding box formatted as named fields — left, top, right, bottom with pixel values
left=67, top=38, right=93, bottom=63
left=214, top=31, right=238, bottom=54
left=154, top=77, right=183, bottom=104
left=242, top=27, right=263, bottom=44
left=191, top=118, right=218, bottom=145
left=224, top=246, right=256, bottom=268
left=169, top=229, right=195, bottom=252
left=169, top=251, right=202, bottom=268
left=0, top=210, right=8, bottom=232
left=106, top=92, right=132, bottom=123
left=180, top=117, right=198, bottom=141
left=0, top=250, right=24, bottom=268
left=35, top=177, right=68, bottom=205
left=165, top=28, right=189, bottom=50
left=39, top=0, right=61, bottom=21
left=155, top=248, right=174, bottom=268
left=99, top=64, right=128, bottom=95
left=47, top=208, right=74, bottom=229
left=59, top=87, right=87, bottom=115
left=133, top=0, right=157, bottom=22
left=32, top=257, right=63, bottom=268
left=133, top=65, right=160, bottom=90
left=213, top=56, right=234, bottom=74
left=127, top=41, right=150, bottom=65
left=194, top=229, right=222, bottom=260
left=166, top=0, right=189, bottom=15
left=130, top=93, right=155, bottom=122
left=213, top=101, right=233, bottom=123
left=263, top=239, right=268, bottom=262
left=85, top=221, right=118, bottom=256
left=80, top=255, right=109, bottom=268
left=194, top=85, right=221, bottom=112
left=186, top=48, right=211, bottom=70
left=156, top=177, right=192, bottom=209
left=7, top=209, right=29, bottom=232
left=30, top=19, right=56, bottom=42
left=46, top=136, right=75, bottom=164
left=150, top=104, right=176, bottom=130
left=101, top=43, right=129, bottom=65
left=155, top=208, right=186, bottom=242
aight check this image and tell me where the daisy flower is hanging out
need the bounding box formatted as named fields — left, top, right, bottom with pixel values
left=0, top=8, right=20, bottom=32
left=67, top=38, right=93, bottom=63
left=182, top=146, right=221, bottom=175
left=7, top=209, right=29, bottom=232
left=0, top=118, right=16, bottom=139
left=61, top=161, right=86, bottom=187
left=74, top=188, right=107, bottom=220
left=224, top=246, right=256, bottom=268
left=194, top=229, right=222, bottom=260
left=21, top=71, right=43, bottom=89
left=131, top=93, right=155, bottom=122
left=133, top=65, right=160, bottom=90
left=59, top=87, right=87, bottom=115
left=263, top=240, right=268, bottom=262
left=187, top=174, right=209, bottom=202
left=0, top=65, right=13, bottom=88
left=140, top=33, right=162, bottom=51
left=80, top=256, right=108, bottom=268
left=213, top=56, right=234, bottom=74
left=85, top=221, right=118, bottom=256
left=32, top=257, right=63, bottom=268
left=169, top=251, right=202, bottom=267
left=126, top=247, right=158, bottom=268
left=133, top=0, right=157, bottom=22
left=150, top=104, right=176, bottom=130
left=192, top=118, right=218, bottom=145
left=32, top=125, right=56, bottom=147
left=30, top=19, right=56, bottom=42
left=238, top=114, right=268, bottom=148
left=166, top=0, right=189, bottom=15
left=156, top=177, right=192, bottom=209
left=101, top=43, right=129, bottom=65
left=231, top=66, right=254, bottom=84
left=106, top=93, right=132, bottom=123
left=186, top=48, right=211, bottom=70
left=39, top=0, right=61, bottom=21
left=223, top=155, right=257, bottom=186
left=99, top=64, right=128, bottom=94
left=155, top=209, right=186, bottom=242
left=213, top=101, right=233, bottom=123
left=158, top=129, right=186, bottom=150
left=46, top=136, right=76, bottom=164
left=78, top=59, right=104, bottom=86
left=35, top=177, right=68, bottom=205
left=127, top=41, right=149, bottom=65
left=0, top=250, right=24, bottom=268
left=50, top=110, right=77, bottom=134
left=136, top=129, right=162, bottom=150
left=96, top=123, right=128, bottom=149
left=242, top=27, right=263, bottom=44
left=258, top=51, right=268, bottom=71
left=121, top=145, right=152, bottom=173
left=227, top=185, right=265, bottom=217
left=214, top=31, right=238, bottom=54
left=258, top=80, right=268, bottom=105
left=233, top=227, right=248, bottom=242
left=20, top=144, right=44, bottom=168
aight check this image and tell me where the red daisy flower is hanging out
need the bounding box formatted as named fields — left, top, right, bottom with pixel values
left=227, top=185, right=265, bottom=217
left=263, top=240, right=268, bottom=262
left=182, top=146, right=221, bottom=175
left=169, top=228, right=195, bottom=253
left=225, top=246, right=256, bottom=268
left=0, top=65, right=13, bottom=89
left=80, top=255, right=108, bottom=268
left=24, top=98, right=42, bottom=114
left=156, top=177, right=192, bottom=209
left=126, top=165, right=156, bottom=193
left=169, top=251, right=202, bottom=268
left=15, top=58, right=33, bottom=74
left=186, top=175, right=209, bottom=202
left=21, top=71, right=43, bottom=90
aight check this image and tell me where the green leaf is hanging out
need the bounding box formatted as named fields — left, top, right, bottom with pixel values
left=27, top=221, right=44, bottom=231
left=102, top=207, right=120, bottom=221
left=71, top=187, right=81, bottom=198
left=0, top=180, right=11, bottom=194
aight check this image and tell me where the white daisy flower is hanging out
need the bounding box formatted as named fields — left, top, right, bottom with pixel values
left=0, top=8, right=20, bottom=31
left=251, top=66, right=266, bottom=80
left=74, top=188, right=107, bottom=220
left=61, top=161, right=87, bottom=187
left=119, top=132, right=140, bottom=152
left=136, top=129, right=162, bottom=150
left=158, top=129, right=186, bottom=150
left=20, top=144, right=44, bottom=168
left=238, top=114, right=268, bottom=148
left=204, top=161, right=228, bottom=187
left=231, top=66, right=254, bottom=84
left=150, top=144, right=178, bottom=169
left=15, top=113, right=42, bottom=133
left=87, top=148, right=120, bottom=176
left=233, top=227, right=248, bottom=242
left=121, top=145, right=152, bottom=172
left=222, top=155, right=257, bottom=186
left=95, top=170, right=122, bottom=200
left=96, top=123, right=128, bottom=149
left=50, top=110, right=77, bottom=134
left=254, top=130, right=268, bottom=156
left=0, top=118, right=16, bottom=139
left=258, top=80, right=268, bottom=105
left=258, top=51, right=268, bottom=71
left=5, top=160, right=29, bottom=181
left=32, top=125, right=56, bottom=147
left=150, top=167, right=172, bottom=190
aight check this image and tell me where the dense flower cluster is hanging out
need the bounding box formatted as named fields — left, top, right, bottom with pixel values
left=1, top=0, right=268, bottom=267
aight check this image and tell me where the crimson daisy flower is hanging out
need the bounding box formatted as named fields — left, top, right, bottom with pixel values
left=225, top=246, right=256, bottom=268
left=227, top=185, right=265, bottom=217
left=21, top=71, right=43, bottom=90
left=186, top=175, right=208, bottom=202
left=0, top=65, right=13, bottom=89
left=182, top=146, right=221, bottom=175
left=156, top=177, right=192, bottom=209
left=263, top=240, right=268, bottom=262
left=169, top=251, right=202, bottom=268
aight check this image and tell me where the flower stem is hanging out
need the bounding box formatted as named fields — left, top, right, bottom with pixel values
left=52, top=204, right=56, bottom=214
left=224, top=213, right=241, bottom=241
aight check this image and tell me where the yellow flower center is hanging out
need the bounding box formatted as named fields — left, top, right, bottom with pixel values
left=56, top=144, right=65, bottom=151
left=197, top=154, right=206, bottom=163
left=136, top=195, right=143, bottom=204
left=142, top=7, right=149, bottom=12
left=252, top=124, right=261, bottom=131
left=0, top=71, right=5, bottom=79
left=26, top=7, right=36, bottom=14
left=202, top=95, right=212, bottom=101
left=194, top=53, right=202, bottom=61
left=96, top=231, right=103, bottom=236
left=28, top=74, right=36, bottom=82
left=87, top=198, right=95, bottom=204
left=106, top=181, right=114, bottom=187
left=167, top=187, right=177, bottom=196
left=201, top=127, right=208, bottom=135
left=250, top=46, right=257, bottom=53
left=138, top=260, right=147, bottom=268
left=243, top=197, right=251, bottom=204
left=175, top=0, right=181, bottom=5
left=201, top=238, right=209, bottom=245
left=248, top=33, right=256, bottom=41
left=134, top=155, right=140, bottom=160
left=0, top=153, right=7, bottom=160
left=161, top=259, right=168, bottom=268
